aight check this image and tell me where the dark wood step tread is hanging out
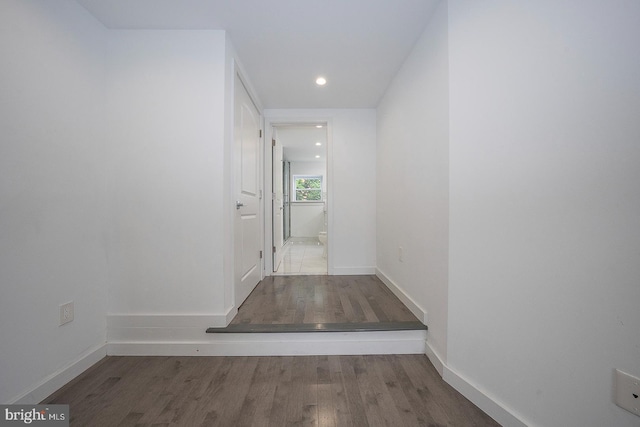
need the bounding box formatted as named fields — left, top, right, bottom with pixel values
left=206, top=321, right=427, bottom=334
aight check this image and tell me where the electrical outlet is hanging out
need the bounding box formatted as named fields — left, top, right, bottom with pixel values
left=59, top=301, right=74, bottom=326
left=398, top=246, right=404, bottom=262
left=615, top=369, right=640, bottom=417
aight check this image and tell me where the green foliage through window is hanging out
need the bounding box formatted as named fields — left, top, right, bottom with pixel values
left=294, top=176, right=322, bottom=201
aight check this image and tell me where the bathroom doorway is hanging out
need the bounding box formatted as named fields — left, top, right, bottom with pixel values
left=271, top=124, right=328, bottom=275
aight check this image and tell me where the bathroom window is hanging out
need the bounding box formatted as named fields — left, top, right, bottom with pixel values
left=293, top=175, right=322, bottom=201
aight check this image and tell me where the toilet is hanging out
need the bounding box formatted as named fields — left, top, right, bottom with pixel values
left=318, top=231, right=327, bottom=258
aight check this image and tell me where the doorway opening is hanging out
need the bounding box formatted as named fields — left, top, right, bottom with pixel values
left=271, top=124, right=328, bottom=275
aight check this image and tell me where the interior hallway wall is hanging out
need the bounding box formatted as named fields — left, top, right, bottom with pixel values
left=447, top=1, right=640, bottom=426
left=105, top=30, right=227, bottom=317
left=376, top=0, right=449, bottom=363
left=0, top=0, right=109, bottom=403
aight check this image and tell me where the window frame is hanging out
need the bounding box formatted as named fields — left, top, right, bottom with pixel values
left=292, top=174, right=323, bottom=202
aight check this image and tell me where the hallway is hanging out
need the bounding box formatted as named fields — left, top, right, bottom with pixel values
left=229, top=275, right=417, bottom=326
left=42, top=276, right=499, bottom=426
left=43, top=354, right=500, bottom=426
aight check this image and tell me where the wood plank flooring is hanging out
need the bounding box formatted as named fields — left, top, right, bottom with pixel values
left=230, top=275, right=418, bottom=325
left=43, top=355, right=500, bottom=427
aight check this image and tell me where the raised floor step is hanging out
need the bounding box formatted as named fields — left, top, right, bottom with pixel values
left=206, top=321, right=427, bottom=334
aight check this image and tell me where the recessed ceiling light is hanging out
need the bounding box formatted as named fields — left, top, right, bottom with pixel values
left=315, top=155, right=320, bottom=159
left=315, top=142, right=322, bottom=146
left=315, top=77, right=327, bottom=86
left=316, top=125, right=323, bottom=128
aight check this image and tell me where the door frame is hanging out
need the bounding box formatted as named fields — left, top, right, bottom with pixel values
left=271, top=128, right=285, bottom=271
left=263, top=117, right=333, bottom=275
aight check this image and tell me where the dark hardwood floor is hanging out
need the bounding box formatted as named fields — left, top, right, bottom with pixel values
left=41, top=275, right=499, bottom=425
left=230, top=275, right=419, bottom=325
left=43, top=354, right=500, bottom=426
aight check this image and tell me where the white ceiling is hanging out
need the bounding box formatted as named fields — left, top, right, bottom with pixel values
left=75, top=0, right=439, bottom=109
left=277, top=126, right=328, bottom=163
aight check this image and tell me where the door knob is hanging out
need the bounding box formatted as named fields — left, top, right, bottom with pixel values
left=236, top=201, right=244, bottom=209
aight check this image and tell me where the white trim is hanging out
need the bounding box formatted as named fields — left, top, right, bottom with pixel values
left=442, top=365, right=529, bottom=427
left=231, top=48, right=262, bottom=112
left=263, top=121, right=275, bottom=275
left=332, top=266, right=376, bottom=275
left=225, top=306, right=238, bottom=326
left=107, top=330, right=426, bottom=356
left=107, top=314, right=231, bottom=343
left=263, top=116, right=333, bottom=276
left=107, top=315, right=427, bottom=355
left=9, top=344, right=106, bottom=404
left=423, top=340, right=529, bottom=427
left=374, top=272, right=527, bottom=425
left=376, top=268, right=428, bottom=324
left=425, top=340, right=445, bottom=377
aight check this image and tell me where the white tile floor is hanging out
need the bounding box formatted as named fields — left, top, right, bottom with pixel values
left=274, top=237, right=327, bottom=275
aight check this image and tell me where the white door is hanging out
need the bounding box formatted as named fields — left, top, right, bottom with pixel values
left=272, top=129, right=285, bottom=271
left=234, top=75, right=262, bottom=307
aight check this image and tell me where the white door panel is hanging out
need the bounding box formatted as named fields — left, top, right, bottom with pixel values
left=234, top=74, right=261, bottom=307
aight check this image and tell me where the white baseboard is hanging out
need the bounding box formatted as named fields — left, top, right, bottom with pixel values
left=331, top=266, right=376, bottom=275
left=225, top=307, right=238, bottom=325
left=25, top=315, right=524, bottom=426
left=442, top=365, right=529, bottom=427
left=10, top=344, right=107, bottom=404
left=425, top=340, right=445, bottom=377
left=107, top=330, right=426, bottom=356
left=375, top=268, right=428, bottom=324
left=374, top=270, right=526, bottom=425
left=107, top=313, right=232, bottom=343
left=422, top=340, right=528, bottom=427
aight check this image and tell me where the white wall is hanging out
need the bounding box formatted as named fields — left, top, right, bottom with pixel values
left=105, top=30, right=227, bottom=316
left=265, top=109, right=377, bottom=274
left=0, top=0, right=109, bottom=403
left=376, top=1, right=449, bottom=359
left=448, top=1, right=640, bottom=426
left=290, top=203, right=325, bottom=238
